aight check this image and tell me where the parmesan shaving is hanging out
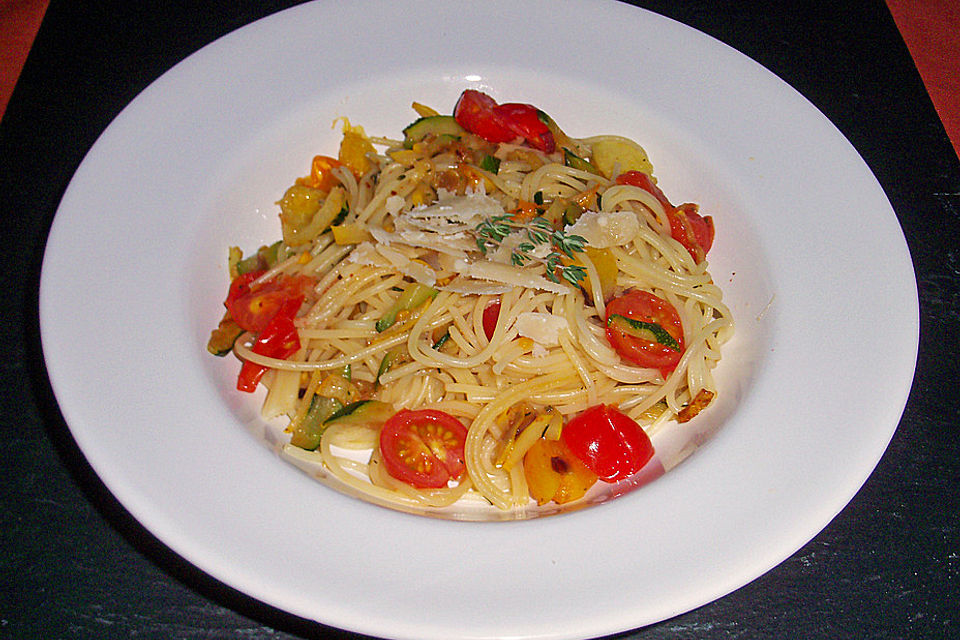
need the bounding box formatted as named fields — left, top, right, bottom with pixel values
left=564, top=210, right=640, bottom=248
left=439, top=277, right=513, bottom=295
left=515, top=312, right=569, bottom=347
left=375, top=189, right=507, bottom=256
left=346, top=242, right=388, bottom=267
left=375, top=244, right=437, bottom=286
left=453, top=259, right=569, bottom=294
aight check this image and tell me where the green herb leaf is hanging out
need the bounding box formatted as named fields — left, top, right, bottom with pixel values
left=561, top=264, right=587, bottom=286
left=480, top=155, right=501, bottom=174
left=472, top=212, right=588, bottom=285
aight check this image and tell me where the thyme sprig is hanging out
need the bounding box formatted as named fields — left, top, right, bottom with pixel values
left=474, top=214, right=588, bottom=286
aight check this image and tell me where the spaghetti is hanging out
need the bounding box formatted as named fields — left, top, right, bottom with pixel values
left=209, top=91, right=733, bottom=512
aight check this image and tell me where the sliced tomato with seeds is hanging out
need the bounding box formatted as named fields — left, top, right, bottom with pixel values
left=225, top=270, right=265, bottom=308
left=223, top=270, right=313, bottom=392
left=671, top=202, right=715, bottom=264
left=605, top=289, right=685, bottom=375
left=379, top=409, right=468, bottom=488
left=225, top=273, right=313, bottom=333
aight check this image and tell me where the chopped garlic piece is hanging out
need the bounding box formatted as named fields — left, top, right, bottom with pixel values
left=385, top=195, right=406, bottom=216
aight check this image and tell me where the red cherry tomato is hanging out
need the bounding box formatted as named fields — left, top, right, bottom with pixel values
left=225, top=273, right=313, bottom=333
left=236, top=311, right=301, bottom=392
left=561, top=404, right=654, bottom=482
left=453, top=90, right=556, bottom=153
left=615, top=171, right=714, bottom=263
left=605, top=290, right=685, bottom=374
left=225, top=270, right=265, bottom=308
left=671, top=202, right=714, bottom=262
left=482, top=299, right=501, bottom=341
left=494, top=103, right=556, bottom=153
left=454, top=90, right=515, bottom=143
left=224, top=271, right=313, bottom=392
left=379, top=409, right=468, bottom=488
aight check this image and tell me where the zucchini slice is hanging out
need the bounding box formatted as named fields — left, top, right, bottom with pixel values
left=376, top=282, right=438, bottom=332
left=325, top=400, right=395, bottom=427
left=289, top=395, right=344, bottom=450
left=402, top=115, right=467, bottom=148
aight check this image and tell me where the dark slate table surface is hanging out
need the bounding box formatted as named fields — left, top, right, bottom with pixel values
left=2, top=1, right=957, bottom=638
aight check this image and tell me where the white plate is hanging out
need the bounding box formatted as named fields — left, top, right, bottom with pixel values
left=39, top=1, right=918, bottom=638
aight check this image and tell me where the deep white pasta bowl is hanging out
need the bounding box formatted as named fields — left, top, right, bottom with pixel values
left=39, top=1, right=917, bottom=638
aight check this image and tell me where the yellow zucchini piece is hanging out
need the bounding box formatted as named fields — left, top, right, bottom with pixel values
left=590, top=136, right=654, bottom=179
left=411, top=101, right=440, bottom=118
left=338, top=131, right=376, bottom=177
left=581, top=247, right=618, bottom=301
left=227, top=246, right=243, bottom=279
left=563, top=247, right=618, bottom=302
left=332, top=222, right=370, bottom=245
left=279, top=185, right=346, bottom=247
left=206, top=313, right=243, bottom=356
left=523, top=438, right=598, bottom=505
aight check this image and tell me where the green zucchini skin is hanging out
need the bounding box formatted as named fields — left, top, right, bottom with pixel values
left=563, top=147, right=599, bottom=175
left=402, top=115, right=466, bottom=148
left=608, top=314, right=681, bottom=351
left=375, top=282, right=437, bottom=332
left=325, top=400, right=395, bottom=425
left=289, top=395, right=344, bottom=450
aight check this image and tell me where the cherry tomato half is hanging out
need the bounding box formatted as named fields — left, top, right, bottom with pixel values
left=494, top=103, right=556, bottom=153
left=225, top=270, right=265, bottom=308
left=482, top=298, right=501, bottom=341
left=454, top=90, right=515, bottom=144
left=379, top=409, right=468, bottom=488
left=225, top=273, right=313, bottom=333
left=561, top=404, right=654, bottom=482
left=671, top=202, right=714, bottom=264
left=296, top=155, right=343, bottom=192
left=453, top=90, right=556, bottom=153
left=615, top=171, right=714, bottom=263
left=236, top=312, right=301, bottom=392
left=605, top=290, right=685, bottom=374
